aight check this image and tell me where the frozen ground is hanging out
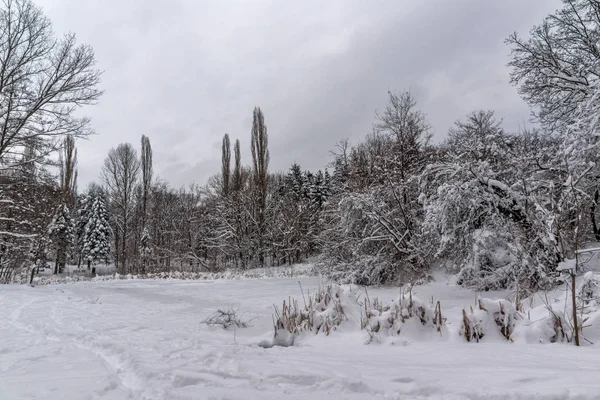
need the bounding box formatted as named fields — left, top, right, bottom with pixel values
left=1, top=276, right=600, bottom=399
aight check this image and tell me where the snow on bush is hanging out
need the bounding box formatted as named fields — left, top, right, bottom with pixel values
left=268, top=283, right=447, bottom=346
left=579, top=271, right=600, bottom=308
left=576, top=271, right=600, bottom=344
left=482, top=270, right=600, bottom=346
left=531, top=297, right=569, bottom=344
left=272, top=283, right=356, bottom=340
left=461, top=297, right=520, bottom=342
left=361, top=288, right=446, bottom=343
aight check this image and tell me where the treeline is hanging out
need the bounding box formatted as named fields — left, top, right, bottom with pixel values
left=3, top=0, right=600, bottom=295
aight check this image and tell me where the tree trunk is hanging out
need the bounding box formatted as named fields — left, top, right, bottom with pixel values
left=122, top=219, right=128, bottom=274
left=571, top=268, right=580, bottom=346
left=591, top=188, right=600, bottom=241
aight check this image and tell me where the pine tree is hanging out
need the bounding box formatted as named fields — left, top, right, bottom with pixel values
left=311, top=170, right=325, bottom=208
left=48, top=204, right=74, bottom=274
left=81, top=196, right=111, bottom=269
left=323, top=169, right=332, bottom=199
left=75, top=194, right=93, bottom=267
left=288, top=163, right=303, bottom=200
left=302, top=171, right=313, bottom=200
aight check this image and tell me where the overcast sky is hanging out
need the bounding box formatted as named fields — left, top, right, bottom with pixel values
left=36, top=0, right=561, bottom=189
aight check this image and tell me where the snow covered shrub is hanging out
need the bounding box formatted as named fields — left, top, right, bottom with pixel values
left=272, top=283, right=355, bottom=340
left=539, top=298, right=569, bottom=344
left=578, top=272, right=600, bottom=308
left=460, top=297, right=520, bottom=342
left=361, top=288, right=446, bottom=343
left=575, top=272, right=600, bottom=343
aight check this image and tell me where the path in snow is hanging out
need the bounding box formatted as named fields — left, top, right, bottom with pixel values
left=1, top=277, right=599, bottom=399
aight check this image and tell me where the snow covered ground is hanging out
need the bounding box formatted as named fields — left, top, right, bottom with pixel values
left=2, top=276, right=600, bottom=399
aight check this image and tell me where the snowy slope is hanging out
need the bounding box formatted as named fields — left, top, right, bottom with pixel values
left=1, top=277, right=599, bottom=399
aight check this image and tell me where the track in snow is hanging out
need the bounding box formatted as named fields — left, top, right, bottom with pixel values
left=1, top=278, right=599, bottom=399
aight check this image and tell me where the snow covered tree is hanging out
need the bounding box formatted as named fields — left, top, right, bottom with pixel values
left=0, top=0, right=100, bottom=282
left=421, top=111, right=560, bottom=292
left=0, top=171, right=60, bottom=282
left=48, top=204, right=74, bottom=274
left=81, top=196, right=111, bottom=269
left=318, top=91, right=431, bottom=285
left=75, top=194, right=93, bottom=266
left=288, top=163, right=303, bottom=200
left=506, top=0, right=600, bottom=133
left=509, top=0, right=600, bottom=256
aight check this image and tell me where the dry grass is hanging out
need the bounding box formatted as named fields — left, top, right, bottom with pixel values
left=461, top=297, right=519, bottom=342
left=272, top=284, right=446, bottom=345
left=361, top=286, right=446, bottom=341
left=272, top=283, right=348, bottom=338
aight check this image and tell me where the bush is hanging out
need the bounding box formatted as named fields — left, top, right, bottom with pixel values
left=204, top=309, right=252, bottom=329
left=460, top=297, right=520, bottom=342
left=272, top=283, right=352, bottom=339
left=361, top=287, right=446, bottom=343
left=269, top=283, right=446, bottom=346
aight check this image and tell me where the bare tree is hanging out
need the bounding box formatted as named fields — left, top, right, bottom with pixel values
left=101, top=143, right=140, bottom=273
left=232, top=139, right=242, bottom=192
left=374, top=91, right=431, bottom=181
left=221, top=134, right=231, bottom=197
left=0, top=0, right=102, bottom=172
left=506, top=0, right=600, bottom=132
left=0, top=0, right=99, bottom=282
left=59, top=135, right=78, bottom=205
left=447, top=110, right=504, bottom=163
left=251, top=107, right=269, bottom=267
left=140, top=135, right=153, bottom=227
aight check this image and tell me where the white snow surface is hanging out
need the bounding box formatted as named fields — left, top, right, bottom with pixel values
left=2, top=275, right=600, bottom=399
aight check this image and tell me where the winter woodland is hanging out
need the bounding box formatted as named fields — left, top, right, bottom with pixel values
left=2, top=0, right=600, bottom=295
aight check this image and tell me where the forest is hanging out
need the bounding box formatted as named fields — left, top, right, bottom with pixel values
left=2, top=0, right=600, bottom=301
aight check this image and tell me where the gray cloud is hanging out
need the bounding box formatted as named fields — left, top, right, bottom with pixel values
left=36, top=0, right=561, bottom=188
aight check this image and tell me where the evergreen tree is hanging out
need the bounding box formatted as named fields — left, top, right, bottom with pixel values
left=288, top=163, right=303, bottom=200
left=302, top=171, right=314, bottom=200
left=81, top=196, right=111, bottom=269
left=323, top=169, right=332, bottom=199
left=48, top=204, right=74, bottom=274
left=75, top=194, right=93, bottom=267
left=311, top=170, right=325, bottom=208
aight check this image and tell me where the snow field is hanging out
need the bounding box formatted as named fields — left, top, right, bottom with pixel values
left=1, top=276, right=600, bottom=399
